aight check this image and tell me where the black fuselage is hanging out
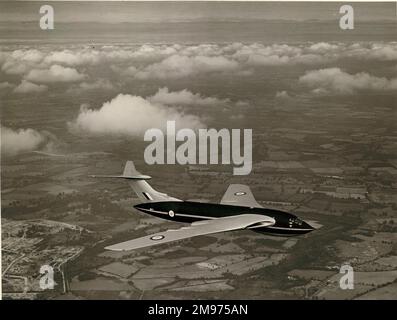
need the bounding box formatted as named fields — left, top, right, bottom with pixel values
left=134, top=201, right=314, bottom=236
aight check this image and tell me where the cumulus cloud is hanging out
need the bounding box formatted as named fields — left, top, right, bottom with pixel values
left=2, top=59, right=31, bottom=75
left=43, top=49, right=101, bottom=66
left=69, top=93, right=205, bottom=136
left=134, top=54, right=239, bottom=79
left=1, top=49, right=45, bottom=75
left=343, top=43, right=397, bottom=61
left=233, top=43, right=328, bottom=66
left=299, top=68, right=397, bottom=94
left=1, top=126, right=47, bottom=156
left=308, top=42, right=341, bottom=54
left=24, top=65, right=86, bottom=83
left=275, top=90, right=290, bottom=99
left=13, top=80, right=48, bottom=94
left=368, top=45, right=397, bottom=61
left=126, top=44, right=178, bottom=62
left=148, top=87, right=229, bottom=106
left=12, top=49, right=44, bottom=63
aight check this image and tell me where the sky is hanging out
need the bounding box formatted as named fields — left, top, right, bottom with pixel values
left=0, top=1, right=396, bottom=23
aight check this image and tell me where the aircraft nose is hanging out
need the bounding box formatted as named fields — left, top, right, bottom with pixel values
left=302, top=220, right=316, bottom=232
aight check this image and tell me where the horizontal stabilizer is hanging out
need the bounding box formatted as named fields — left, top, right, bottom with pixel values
left=91, top=161, right=180, bottom=203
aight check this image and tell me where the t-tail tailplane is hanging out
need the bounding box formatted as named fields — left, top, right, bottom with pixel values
left=91, top=161, right=181, bottom=203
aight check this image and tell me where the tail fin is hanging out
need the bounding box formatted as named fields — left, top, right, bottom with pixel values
left=122, top=161, right=152, bottom=180
left=92, top=161, right=180, bottom=203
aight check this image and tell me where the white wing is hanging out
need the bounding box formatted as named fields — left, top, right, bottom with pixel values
left=105, top=214, right=275, bottom=251
left=220, top=184, right=262, bottom=208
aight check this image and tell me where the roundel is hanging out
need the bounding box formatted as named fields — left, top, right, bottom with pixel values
left=151, top=235, right=165, bottom=241
left=234, top=192, right=247, bottom=196
left=168, top=210, right=175, bottom=218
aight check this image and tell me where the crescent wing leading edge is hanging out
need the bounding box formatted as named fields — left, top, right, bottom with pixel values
left=105, top=214, right=275, bottom=251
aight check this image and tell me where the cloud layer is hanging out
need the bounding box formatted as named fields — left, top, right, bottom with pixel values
left=300, top=68, right=397, bottom=94
left=1, top=42, right=396, bottom=89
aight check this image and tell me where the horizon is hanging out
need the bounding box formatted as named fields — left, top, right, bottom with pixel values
left=1, top=1, right=395, bottom=23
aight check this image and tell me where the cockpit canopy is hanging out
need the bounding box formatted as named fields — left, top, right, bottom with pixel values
left=291, top=217, right=303, bottom=226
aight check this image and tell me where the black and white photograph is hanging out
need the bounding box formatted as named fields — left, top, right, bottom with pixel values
left=0, top=0, right=396, bottom=303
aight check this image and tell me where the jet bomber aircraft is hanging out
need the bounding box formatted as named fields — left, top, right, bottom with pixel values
left=94, top=161, right=315, bottom=251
